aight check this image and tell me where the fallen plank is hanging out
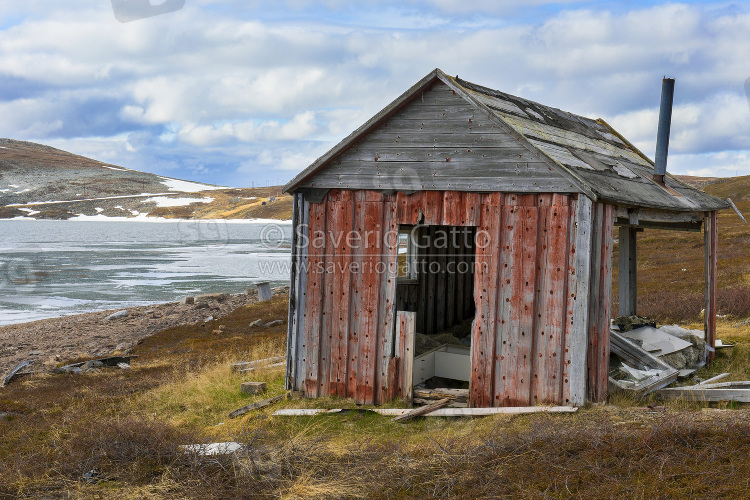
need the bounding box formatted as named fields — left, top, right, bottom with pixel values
left=2, top=360, right=33, bottom=387
left=609, top=331, right=679, bottom=395
left=393, top=398, right=451, bottom=422
left=413, top=387, right=469, bottom=403
left=236, top=362, right=285, bottom=373
left=699, top=373, right=730, bottom=385
left=272, top=406, right=579, bottom=417
left=656, top=387, right=750, bottom=403
left=232, top=356, right=285, bottom=372
left=229, top=394, right=285, bottom=419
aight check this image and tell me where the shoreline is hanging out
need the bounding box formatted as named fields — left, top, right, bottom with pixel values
left=0, top=289, right=287, bottom=376
left=0, top=216, right=292, bottom=223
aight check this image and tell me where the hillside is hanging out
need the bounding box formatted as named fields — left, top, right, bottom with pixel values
left=0, top=138, right=292, bottom=220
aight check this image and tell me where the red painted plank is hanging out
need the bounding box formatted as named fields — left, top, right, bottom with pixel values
left=463, top=192, right=482, bottom=226
left=494, top=205, right=521, bottom=406
left=539, top=203, right=569, bottom=403
left=303, top=199, right=327, bottom=398
left=561, top=198, right=578, bottom=406
left=470, top=192, right=502, bottom=407
left=376, top=196, right=399, bottom=404
left=318, top=197, right=336, bottom=397
left=347, top=191, right=366, bottom=398
left=530, top=194, right=552, bottom=404
left=514, top=205, right=539, bottom=406
left=423, top=191, right=444, bottom=225
left=356, top=196, right=382, bottom=404
left=331, top=192, right=354, bottom=397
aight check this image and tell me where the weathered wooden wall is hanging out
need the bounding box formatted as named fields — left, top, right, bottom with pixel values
left=586, top=203, right=615, bottom=403
left=296, top=81, right=578, bottom=193
left=289, top=189, right=613, bottom=406
left=395, top=226, right=475, bottom=335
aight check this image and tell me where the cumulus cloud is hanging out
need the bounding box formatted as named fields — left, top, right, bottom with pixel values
left=0, top=0, right=749, bottom=186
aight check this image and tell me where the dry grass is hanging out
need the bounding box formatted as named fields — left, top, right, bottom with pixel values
left=3, top=294, right=750, bottom=498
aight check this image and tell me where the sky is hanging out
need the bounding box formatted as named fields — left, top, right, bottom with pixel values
left=0, top=0, right=749, bottom=188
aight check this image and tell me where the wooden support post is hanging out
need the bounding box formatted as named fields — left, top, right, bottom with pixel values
left=704, top=211, right=718, bottom=363
left=397, top=311, right=416, bottom=405
left=618, top=226, right=637, bottom=316
left=257, top=282, right=272, bottom=302
left=570, top=196, right=593, bottom=406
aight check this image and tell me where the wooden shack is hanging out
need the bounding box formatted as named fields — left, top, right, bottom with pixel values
left=283, top=69, right=729, bottom=407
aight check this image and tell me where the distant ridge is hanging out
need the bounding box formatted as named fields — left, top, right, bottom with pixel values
left=0, top=138, right=292, bottom=220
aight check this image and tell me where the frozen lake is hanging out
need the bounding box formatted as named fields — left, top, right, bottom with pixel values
left=0, top=219, right=292, bottom=326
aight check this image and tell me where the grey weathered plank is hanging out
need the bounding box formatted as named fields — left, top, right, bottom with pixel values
left=305, top=173, right=579, bottom=193
left=618, top=226, right=637, bottom=317
left=569, top=195, right=593, bottom=406
left=392, top=398, right=451, bottom=422
left=656, top=388, right=750, bottom=403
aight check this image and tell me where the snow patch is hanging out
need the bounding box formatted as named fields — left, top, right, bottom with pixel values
left=18, top=208, right=40, bottom=216
left=160, top=177, right=224, bottom=193
left=95, top=207, right=104, bottom=213
left=143, top=196, right=213, bottom=207
left=101, top=165, right=127, bottom=171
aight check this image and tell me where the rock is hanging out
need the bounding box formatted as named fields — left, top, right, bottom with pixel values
left=115, top=343, right=129, bottom=352
left=182, top=296, right=195, bottom=305
left=194, top=302, right=209, bottom=309
left=82, top=469, right=100, bottom=484
left=29, top=350, right=43, bottom=356
left=241, top=381, right=267, bottom=395
left=218, top=325, right=227, bottom=331
left=105, top=310, right=129, bottom=321
left=83, top=360, right=104, bottom=372
left=0, top=412, right=11, bottom=421
left=205, top=316, right=214, bottom=322
left=212, top=330, right=223, bottom=334
left=249, top=319, right=264, bottom=328
left=612, top=315, right=656, bottom=333
left=265, top=319, right=285, bottom=327
left=195, top=293, right=228, bottom=302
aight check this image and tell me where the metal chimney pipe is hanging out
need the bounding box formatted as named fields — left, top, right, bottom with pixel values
left=653, top=77, right=675, bottom=186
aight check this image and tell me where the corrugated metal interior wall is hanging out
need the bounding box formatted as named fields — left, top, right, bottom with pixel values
left=395, top=225, right=476, bottom=336
left=290, top=189, right=613, bottom=406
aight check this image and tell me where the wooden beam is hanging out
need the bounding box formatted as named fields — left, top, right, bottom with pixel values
left=272, top=406, right=578, bottom=417
left=570, top=195, right=593, bottom=406
left=397, top=311, right=416, bottom=404
left=704, top=211, right=718, bottom=363
left=656, top=388, right=750, bottom=403
left=618, top=226, right=637, bottom=316
left=392, top=398, right=450, bottom=422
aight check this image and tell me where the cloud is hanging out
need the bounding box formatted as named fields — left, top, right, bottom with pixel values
left=0, top=1, right=749, bottom=187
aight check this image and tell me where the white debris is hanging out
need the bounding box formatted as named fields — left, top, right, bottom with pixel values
left=181, top=442, right=243, bottom=456
left=620, top=326, right=692, bottom=356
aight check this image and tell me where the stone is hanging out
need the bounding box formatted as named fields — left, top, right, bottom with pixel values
left=105, top=310, right=129, bottom=321
left=205, top=316, right=214, bottom=322
left=265, top=319, right=285, bottom=327
left=182, top=296, right=195, bottom=305
left=241, top=381, right=267, bottom=395
left=194, top=302, right=209, bottom=309
left=195, top=293, right=228, bottom=302
left=83, top=360, right=104, bottom=372
left=249, top=319, right=264, bottom=328
left=612, top=315, right=656, bottom=333
left=29, top=350, right=43, bottom=356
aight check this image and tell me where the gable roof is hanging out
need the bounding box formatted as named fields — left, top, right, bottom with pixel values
left=285, top=69, right=729, bottom=212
